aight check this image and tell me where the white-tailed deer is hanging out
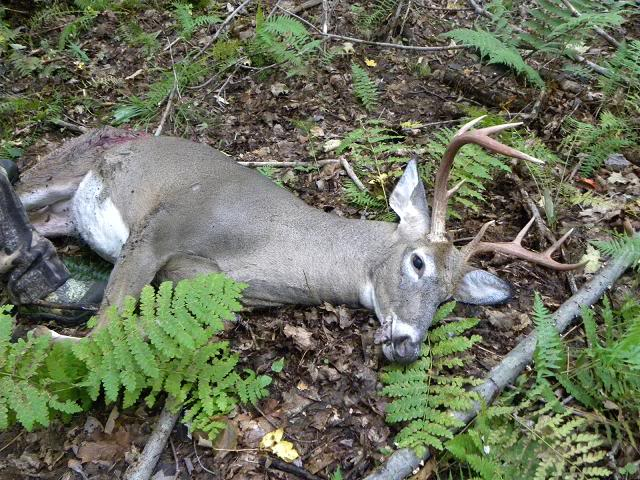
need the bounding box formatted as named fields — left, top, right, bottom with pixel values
left=14, top=118, right=582, bottom=363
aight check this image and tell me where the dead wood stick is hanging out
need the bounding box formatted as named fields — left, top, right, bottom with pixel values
left=237, top=159, right=340, bottom=167
left=363, top=241, right=637, bottom=480
left=466, top=0, right=610, bottom=77
left=341, top=157, right=368, bottom=191
left=154, top=86, right=176, bottom=137
left=277, top=6, right=466, bottom=52
left=195, top=0, right=253, bottom=60
left=260, top=457, right=324, bottom=480
left=26, top=299, right=98, bottom=312
left=560, top=0, right=620, bottom=48
left=125, top=404, right=180, bottom=480
left=291, top=0, right=322, bottom=14
left=49, top=118, right=89, bottom=133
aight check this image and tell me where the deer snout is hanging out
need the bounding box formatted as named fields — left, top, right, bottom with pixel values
left=383, top=322, right=422, bottom=364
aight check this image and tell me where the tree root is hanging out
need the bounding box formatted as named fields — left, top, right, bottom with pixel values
left=363, top=245, right=636, bottom=480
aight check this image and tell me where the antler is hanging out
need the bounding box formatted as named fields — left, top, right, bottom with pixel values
left=460, top=217, right=586, bottom=271
left=429, top=116, right=543, bottom=242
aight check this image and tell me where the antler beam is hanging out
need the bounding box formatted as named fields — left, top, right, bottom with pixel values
left=429, top=116, right=543, bottom=242
left=461, top=217, right=586, bottom=271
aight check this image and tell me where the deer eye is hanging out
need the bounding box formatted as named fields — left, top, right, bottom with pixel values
left=411, top=254, right=424, bottom=272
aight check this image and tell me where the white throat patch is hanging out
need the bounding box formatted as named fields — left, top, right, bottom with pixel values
left=72, top=170, right=129, bottom=262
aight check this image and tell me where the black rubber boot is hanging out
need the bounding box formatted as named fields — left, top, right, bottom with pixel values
left=0, top=167, right=70, bottom=304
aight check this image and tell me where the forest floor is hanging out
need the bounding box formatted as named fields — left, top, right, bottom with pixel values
left=0, top=1, right=639, bottom=479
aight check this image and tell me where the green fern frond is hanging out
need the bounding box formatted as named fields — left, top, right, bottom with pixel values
left=172, top=2, right=221, bottom=40
left=351, top=63, right=379, bottom=111
left=354, top=0, right=399, bottom=34
left=0, top=275, right=271, bottom=440
left=444, top=28, right=544, bottom=87
left=248, top=14, right=320, bottom=76
left=381, top=302, right=481, bottom=456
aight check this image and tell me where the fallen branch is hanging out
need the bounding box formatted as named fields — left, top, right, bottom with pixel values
left=260, top=457, right=324, bottom=480
left=277, top=6, right=466, bottom=52
left=560, top=0, right=620, bottom=48
left=154, top=86, right=176, bottom=137
left=341, top=157, right=368, bottom=191
left=49, top=118, right=88, bottom=134
left=237, top=159, right=340, bottom=167
left=363, top=243, right=636, bottom=480
left=125, top=403, right=180, bottom=480
left=195, top=0, right=253, bottom=60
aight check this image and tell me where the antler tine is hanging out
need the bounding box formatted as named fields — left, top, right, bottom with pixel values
left=429, top=120, right=544, bottom=242
left=446, top=179, right=466, bottom=199
left=465, top=218, right=586, bottom=271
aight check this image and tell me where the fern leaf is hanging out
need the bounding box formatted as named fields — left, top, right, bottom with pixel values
left=351, top=63, right=379, bottom=111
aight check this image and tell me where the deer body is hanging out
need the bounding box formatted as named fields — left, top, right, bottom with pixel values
left=15, top=123, right=581, bottom=362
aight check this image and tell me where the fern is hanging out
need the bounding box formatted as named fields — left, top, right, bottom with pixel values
left=112, top=58, right=210, bottom=125
left=353, top=0, right=398, bottom=34
left=63, top=255, right=112, bottom=282
left=592, top=233, right=640, bottom=271
left=0, top=305, right=84, bottom=431
left=381, top=302, right=482, bottom=457
left=172, top=2, right=221, bottom=40
left=423, top=124, right=511, bottom=219
left=444, top=28, right=544, bottom=87
left=562, top=111, right=637, bottom=177
left=248, top=14, right=321, bottom=76
left=0, top=274, right=272, bottom=439
left=447, top=401, right=612, bottom=480
left=601, top=40, right=640, bottom=103
left=351, top=63, right=379, bottom=111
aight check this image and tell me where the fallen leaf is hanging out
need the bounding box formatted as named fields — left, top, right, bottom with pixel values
left=259, top=428, right=299, bottom=463
left=270, top=82, right=288, bottom=97
left=323, top=138, right=341, bottom=152
left=77, top=428, right=131, bottom=464
left=260, top=428, right=284, bottom=449
left=607, top=171, right=628, bottom=185
left=365, top=58, right=377, bottom=67
left=342, top=42, right=354, bottom=54
left=580, top=245, right=601, bottom=274
left=283, top=324, right=314, bottom=350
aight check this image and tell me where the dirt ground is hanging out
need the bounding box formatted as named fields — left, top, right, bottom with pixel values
left=1, top=1, right=639, bottom=479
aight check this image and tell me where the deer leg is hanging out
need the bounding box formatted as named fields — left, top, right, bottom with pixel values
left=94, top=224, right=172, bottom=331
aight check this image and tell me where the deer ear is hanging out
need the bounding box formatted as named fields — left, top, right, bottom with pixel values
left=389, top=158, right=430, bottom=238
left=453, top=269, right=512, bottom=305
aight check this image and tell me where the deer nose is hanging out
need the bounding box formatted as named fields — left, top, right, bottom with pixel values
left=391, top=335, right=420, bottom=363
left=388, top=322, right=421, bottom=363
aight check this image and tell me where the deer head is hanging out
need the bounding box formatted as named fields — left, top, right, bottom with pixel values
left=370, top=117, right=583, bottom=363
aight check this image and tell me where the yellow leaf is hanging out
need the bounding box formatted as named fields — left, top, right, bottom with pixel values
left=365, top=58, right=377, bottom=67
left=259, top=428, right=283, bottom=449
left=400, top=120, right=423, bottom=129
left=579, top=245, right=601, bottom=274
left=271, top=440, right=300, bottom=462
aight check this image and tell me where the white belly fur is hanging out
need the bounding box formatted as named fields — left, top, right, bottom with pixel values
left=72, top=170, right=129, bottom=262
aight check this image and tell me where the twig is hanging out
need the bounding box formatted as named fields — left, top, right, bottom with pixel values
left=291, top=0, right=322, bottom=14
left=560, top=0, right=620, bottom=48
left=321, top=0, right=329, bottom=34
left=277, top=6, right=466, bottom=52
left=364, top=240, right=637, bottom=480
left=154, top=86, right=176, bottom=137
left=341, top=157, right=368, bottom=191
left=169, top=437, right=180, bottom=478
left=0, top=431, right=23, bottom=454
left=49, top=118, right=88, bottom=133
left=192, top=439, right=217, bottom=475
left=125, top=404, right=180, bottom=480
left=237, top=159, right=340, bottom=167
left=195, top=0, right=253, bottom=60
left=260, top=457, right=324, bottom=480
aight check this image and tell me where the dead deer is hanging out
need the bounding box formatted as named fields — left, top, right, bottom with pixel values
left=14, top=117, right=582, bottom=363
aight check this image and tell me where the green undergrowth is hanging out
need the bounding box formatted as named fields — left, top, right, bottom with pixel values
left=432, top=292, right=639, bottom=479
left=0, top=274, right=271, bottom=439
left=380, top=301, right=483, bottom=457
